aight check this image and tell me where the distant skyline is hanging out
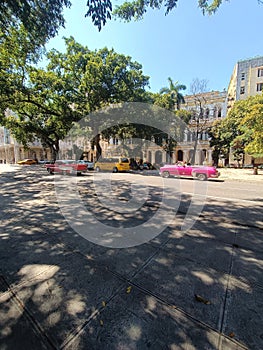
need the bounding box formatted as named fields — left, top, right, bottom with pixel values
left=45, top=0, right=263, bottom=94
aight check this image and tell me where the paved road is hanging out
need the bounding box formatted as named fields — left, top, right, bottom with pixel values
left=111, top=172, right=263, bottom=203
left=0, top=165, right=263, bottom=349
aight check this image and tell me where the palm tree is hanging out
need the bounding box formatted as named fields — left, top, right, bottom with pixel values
left=160, top=77, right=186, bottom=110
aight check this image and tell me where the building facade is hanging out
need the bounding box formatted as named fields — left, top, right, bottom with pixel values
left=227, top=56, right=263, bottom=165
left=175, top=90, right=227, bottom=165
left=227, top=56, right=263, bottom=106
left=1, top=56, right=263, bottom=165
left=0, top=126, right=51, bottom=164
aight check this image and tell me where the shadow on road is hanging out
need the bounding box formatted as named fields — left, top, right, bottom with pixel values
left=0, top=167, right=262, bottom=349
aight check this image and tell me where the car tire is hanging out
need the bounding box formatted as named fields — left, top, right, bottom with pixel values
left=95, top=166, right=100, bottom=172
left=195, top=173, right=207, bottom=181
left=162, top=171, right=170, bottom=178
left=112, top=167, right=118, bottom=173
left=47, top=168, right=54, bottom=175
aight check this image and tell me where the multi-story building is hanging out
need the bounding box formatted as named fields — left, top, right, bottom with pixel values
left=103, top=91, right=228, bottom=166
left=227, top=56, right=263, bottom=108
left=175, top=90, right=227, bottom=165
left=0, top=126, right=50, bottom=163
left=227, top=56, right=263, bottom=165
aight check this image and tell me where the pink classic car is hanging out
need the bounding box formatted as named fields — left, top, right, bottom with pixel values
left=160, top=164, right=220, bottom=181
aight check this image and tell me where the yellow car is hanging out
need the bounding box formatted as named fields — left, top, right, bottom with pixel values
left=17, top=158, right=38, bottom=165
left=94, top=157, right=130, bottom=173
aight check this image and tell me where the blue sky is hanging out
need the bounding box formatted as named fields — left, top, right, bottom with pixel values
left=45, top=0, right=263, bottom=94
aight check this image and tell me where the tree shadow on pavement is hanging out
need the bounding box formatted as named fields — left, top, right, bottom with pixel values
left=0, top=167, right=262, bottom=349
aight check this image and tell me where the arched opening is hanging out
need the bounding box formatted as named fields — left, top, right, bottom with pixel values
left=177, top=150, right=183, bottom=162
left=200, top=149, right=207, bottom=164
left=155, top=151, right=163, bottom=165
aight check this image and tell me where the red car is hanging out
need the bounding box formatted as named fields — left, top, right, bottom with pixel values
left=160, top=164, right=220, bottom=181
left=45, top=160, right=87, bottom=175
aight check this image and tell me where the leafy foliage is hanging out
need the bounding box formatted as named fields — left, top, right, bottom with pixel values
left=209, top=94, right=263, bottom=165
left=240, top=95, right=263, bottom=156
left=159, top=77, right=186, bottom=110
left=0, top=0, right=71, bottom=45
left=113, top=0, right=239, bottom=22
left=85, top=0, right=112, bottom=31
left=0, top=36, right=150, bottom=159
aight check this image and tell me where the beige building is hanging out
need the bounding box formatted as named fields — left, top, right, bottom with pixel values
left=92, top=91, right=228, bottom=166
left=0, top=126, right=51, bottom=163
left=1, top=56, right=263, bottom=166
left=176, top=90, right=227, bottom=165
left=227, top=56, right=263, bottom=105
left=227, top=56, right=263, bottom=165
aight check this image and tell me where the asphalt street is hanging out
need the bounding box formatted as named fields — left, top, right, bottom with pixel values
left=0, top=165, right=263, bottom=349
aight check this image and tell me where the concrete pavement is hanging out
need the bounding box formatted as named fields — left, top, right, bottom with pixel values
left=0, top=165, right=263, bottom=349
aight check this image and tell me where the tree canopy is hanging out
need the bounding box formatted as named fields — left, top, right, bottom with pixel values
left=159, top=77, right=186, bottom=110
left=0, top=36, right=150, bottom=159
left=0, top=0, right=71, bottom=45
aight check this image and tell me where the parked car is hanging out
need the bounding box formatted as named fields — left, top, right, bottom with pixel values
left=45, top=160, right=87, bottom=175
left=38, top=159, right=52, bottom=165
left=95, top=157, right=130, bottom=173
left=129, top=159, right=155, bottom=171
left=160, top=164, right=220, bottom=181
left=17, top=158, right=38, bottom=165
left=138, top=161, right=155, bottom=170
left=78, top=160, right=94, bottom=170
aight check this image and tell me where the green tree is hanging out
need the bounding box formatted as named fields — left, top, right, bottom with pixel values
left=0, top=26, right=44, bottom=111
left=113, top=0, right=254, bottom=22
left=0, top=0, right=71, bottom=46
left=0, top=37, right=150, bottom=159
left=159, top=77, right=186, bottom=110
left=241, top=95, right=263, bottom=156
left=208, top=95, right=263, bottom=166
left=208, top=119, right=232, bottom=166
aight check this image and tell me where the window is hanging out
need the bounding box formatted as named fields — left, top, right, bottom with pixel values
left=240, top=86, right=245, bottom=94
left=258, top=68, right=263, bottom=77
left=241, top=72, right=245, bottom=80
left=257, top=83, right=263, bottom=92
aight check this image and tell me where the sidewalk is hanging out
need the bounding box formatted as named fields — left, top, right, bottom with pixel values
left=0, top=166, right=262, bottom=349
left=218, top=167, right=263, bottom=182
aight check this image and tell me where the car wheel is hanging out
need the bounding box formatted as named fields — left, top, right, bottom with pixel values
left=162, top=171, right=170, bottom=178
left=112, top=167, right=118, bottom=173
left=196, top=173, right=207, bottom=181
left=95, top=166, right=100, bottom=172
left=47, top=168, right=54, bottom=175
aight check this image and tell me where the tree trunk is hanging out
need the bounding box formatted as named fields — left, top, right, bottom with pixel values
left=94, top=134, right=102, bottom=160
